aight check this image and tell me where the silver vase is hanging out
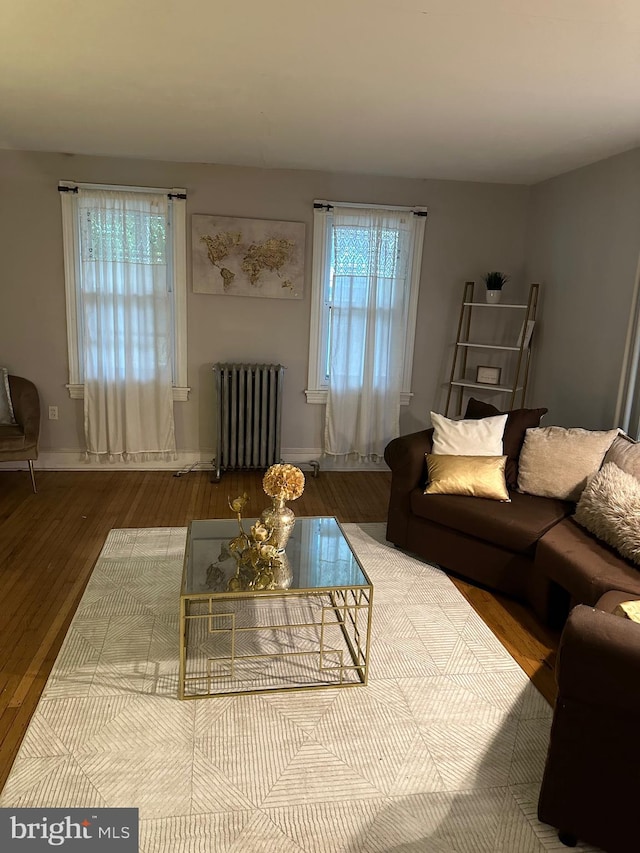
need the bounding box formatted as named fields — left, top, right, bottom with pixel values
left=272, top=551, right=293, bottom=589
left=260, top=496, right=296, bottom=552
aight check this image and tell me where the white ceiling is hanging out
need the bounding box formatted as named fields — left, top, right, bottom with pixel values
left=3, top=0, right=640, bottom=185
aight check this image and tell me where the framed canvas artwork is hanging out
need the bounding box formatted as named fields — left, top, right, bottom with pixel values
left=192, top=214, right=305, bottom=299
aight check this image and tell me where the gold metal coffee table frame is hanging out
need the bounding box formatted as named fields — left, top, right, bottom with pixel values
left=178, top=517, right=373, bottom=699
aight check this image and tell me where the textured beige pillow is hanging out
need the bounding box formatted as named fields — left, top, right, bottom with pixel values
left=603, top=433, right=640, bottom=480
left=517, top=426, right=618, bottom=501
left=430, top=411, right=508, bottom=455
left=425, top=454, right=510, bottom=501
left=574, top=462, right=640, bottom=565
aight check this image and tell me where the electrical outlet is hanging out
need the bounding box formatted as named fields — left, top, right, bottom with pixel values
left=48, top=406, right=59, bottom=420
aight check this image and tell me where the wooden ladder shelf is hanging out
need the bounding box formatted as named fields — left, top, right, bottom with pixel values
left=445, top=281, right=540, bottom=416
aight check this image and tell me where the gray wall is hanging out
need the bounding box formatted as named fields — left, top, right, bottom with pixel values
left=0, top=149, right=529, bottom=464
left=525, top=147, right=640, bottom=429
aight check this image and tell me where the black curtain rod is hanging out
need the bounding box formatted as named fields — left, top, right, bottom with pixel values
left=314, top=201, right=427, bottom=217
left=58, top=186, right=186, bottom=200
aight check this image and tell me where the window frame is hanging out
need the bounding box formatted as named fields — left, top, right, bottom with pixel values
left=305, top=200, right=426, bottom=405
left=59, top=181, right=189, bottom=401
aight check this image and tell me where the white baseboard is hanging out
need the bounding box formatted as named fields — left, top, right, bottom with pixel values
left=0, top=448, right=388, bottom=473
left=280, top=449, right=387, bottom=472
left=0, top=450, right=208, bottom=472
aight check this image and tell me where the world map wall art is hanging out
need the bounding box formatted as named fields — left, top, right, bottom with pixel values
left=192, top=214, right=305, bottom=299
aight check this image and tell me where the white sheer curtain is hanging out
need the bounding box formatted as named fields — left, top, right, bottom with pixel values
left=324, top=208, right=413, bottom=460
left=78, top=189, right=176, bottom=461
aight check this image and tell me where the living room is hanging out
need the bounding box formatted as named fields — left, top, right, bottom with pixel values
left=2, top=2, right=640, bottom=851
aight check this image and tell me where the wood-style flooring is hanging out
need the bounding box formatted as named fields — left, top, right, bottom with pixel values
left=0, top=468, right=560, bottom=792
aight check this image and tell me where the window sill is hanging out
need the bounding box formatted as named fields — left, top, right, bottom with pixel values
left=305, top=389, right=413, bottom=406
left=67, top=384, right=190, bottom=401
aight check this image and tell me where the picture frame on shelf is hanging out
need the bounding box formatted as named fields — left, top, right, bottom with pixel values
left=476, top=365, right=502, bottom=386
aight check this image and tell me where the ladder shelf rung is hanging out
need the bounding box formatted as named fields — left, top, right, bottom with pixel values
left=462, top=302, right=528, bottom=309
left=456, top=343, right=521, bottom=351
left=450, top=381, right=524, bottom=393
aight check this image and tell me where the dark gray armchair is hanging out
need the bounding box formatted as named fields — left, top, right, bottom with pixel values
left=0, top=375, right=41, bottom=492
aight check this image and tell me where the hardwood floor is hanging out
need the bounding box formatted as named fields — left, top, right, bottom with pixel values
left=0, top=468, right=559, bottom=792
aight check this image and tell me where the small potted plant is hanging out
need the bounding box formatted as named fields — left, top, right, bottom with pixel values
left=483, top=271, right=509, bottom=304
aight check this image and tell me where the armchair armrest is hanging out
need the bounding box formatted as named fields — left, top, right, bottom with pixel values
left=556, top=604, right=640, bottom=711
left=8, top=376, right=40, bottom=448
left=384, top=428, right=433, bottom=547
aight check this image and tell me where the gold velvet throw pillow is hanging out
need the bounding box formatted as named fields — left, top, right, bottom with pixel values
left=613, top=600, right=640, bottom=623
left=424, top=454, right=510, bottom=501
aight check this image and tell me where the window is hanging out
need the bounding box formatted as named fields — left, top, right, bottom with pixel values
left=306, top=201, right=426, bottom=405
left=59, top=182, right=188, bottom=400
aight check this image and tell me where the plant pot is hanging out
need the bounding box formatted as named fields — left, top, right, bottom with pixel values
left=485, top=289, right=502, bottom=304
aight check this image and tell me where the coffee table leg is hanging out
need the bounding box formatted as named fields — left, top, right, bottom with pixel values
left=178, top=596, right=187, bottom=700
left=322, top=588, right=371, bottom=685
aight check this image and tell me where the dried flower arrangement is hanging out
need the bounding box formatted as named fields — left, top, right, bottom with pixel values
left=262, top=463, right=305, bottom=502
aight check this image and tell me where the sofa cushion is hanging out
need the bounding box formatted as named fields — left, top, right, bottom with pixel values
left=430, top=411, right=507, bottom=455
left=410, top=487, right=572, bottom=554
left=574, top=462, right=640, bottom=565
left=536, top=518, right=640, bottom=606
left=424, top=454, right=509, bottom=501
left=517, top=426, right=618, bottom=501
left=603, top=433, right=640, bottom=479
left=464, top=397, right=548, bottom=488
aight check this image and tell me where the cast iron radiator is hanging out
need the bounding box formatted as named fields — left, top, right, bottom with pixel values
left=212, top=363, right=285, bottom=482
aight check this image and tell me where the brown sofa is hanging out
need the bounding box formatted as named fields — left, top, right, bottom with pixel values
left=538, top=591, right=640, bottom=852
left=384, top=427, right=640, bottom=626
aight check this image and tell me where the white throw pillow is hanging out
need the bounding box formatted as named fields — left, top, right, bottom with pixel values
left=517, top=425, right=618, bottom=502
left=430, top=411, right=508, bottom=456
left=0, top=368, right=16, bottom=425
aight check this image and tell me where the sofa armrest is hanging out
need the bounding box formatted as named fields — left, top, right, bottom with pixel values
left=556, top=604, right=640, bottom=712
left=384, top=428, right=433, bottom=483
left=384, top=429, right=433, bottom=547
left=538, top=602, right=640, bottom=849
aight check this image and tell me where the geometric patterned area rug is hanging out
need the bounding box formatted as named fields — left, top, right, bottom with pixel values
left=0, top=523, right=601, bottom=852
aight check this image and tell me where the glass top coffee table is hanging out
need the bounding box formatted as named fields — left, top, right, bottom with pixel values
left=179, top=516, right=373, bottom=699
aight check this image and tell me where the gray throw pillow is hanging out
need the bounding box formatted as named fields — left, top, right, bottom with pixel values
left=603, top=433, right=640, bottom=480
left=0, top=368, right=16, bottom=425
